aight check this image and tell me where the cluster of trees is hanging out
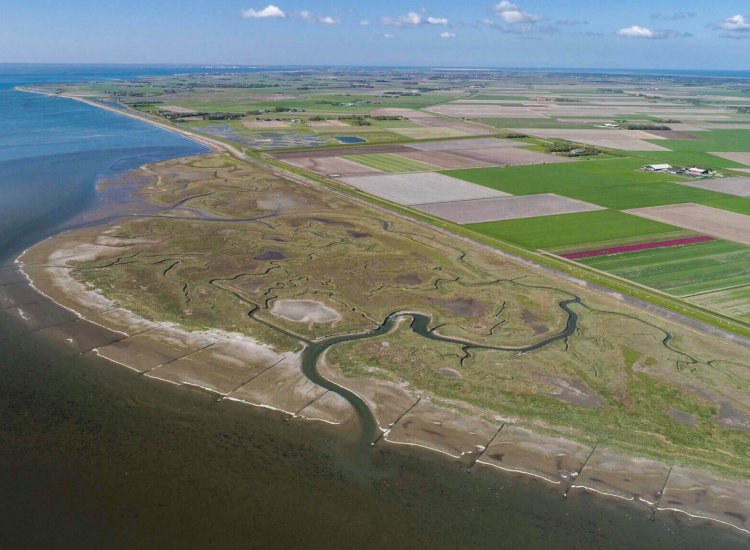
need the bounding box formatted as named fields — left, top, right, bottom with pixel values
left=547, top=140, right=601, bottom=156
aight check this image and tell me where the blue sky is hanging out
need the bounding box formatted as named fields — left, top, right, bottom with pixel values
left=1, top=1, right=748, bottom=68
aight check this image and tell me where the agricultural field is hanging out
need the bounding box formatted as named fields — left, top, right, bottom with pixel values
left=342, top=153, right=438, bottom=173
left=467, top=209, right=683, bottom=249
left=35, top=68, right=750, bottom=330
left=577, top=239, right=750, bottom=297
left=445, top=158, right=728, bottom=210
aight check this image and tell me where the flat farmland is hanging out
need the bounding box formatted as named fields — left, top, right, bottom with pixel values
left=577, top=239, right=750, bottom=297
left=446, top=159, right=728, bottom=209
left=399, top=150, right=493, bottom=169
left=628, top=203, right=750, bottom=245
left=341, top=172, right=508, bottom=205
left=690, top=285, right=750, bottom=323
left=454, top=146, right=573, bottom=166
left=679, top=176, right=750, bottom=197
left=466, top=209, right=681, bottom=249
left=342, top=153, right=439, bottom=173
left=282, top=156, right=383, bottom=177
left=515, top=128, right=670, bottom=151
left=405, top=137, right=524, bottom=151
left=415, top=194, right=603, bottom=224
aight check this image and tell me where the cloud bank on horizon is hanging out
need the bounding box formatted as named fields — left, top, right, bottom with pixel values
left=1, top=1, right=748, bottom=67
left=240, top=2, right=749, bottom=43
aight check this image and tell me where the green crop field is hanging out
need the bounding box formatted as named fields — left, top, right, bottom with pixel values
left=343, top=153, right=439, bottom=173
left=650, top=130, right=750, bottom=153
left=466, top=209, right=681, bottom=249
left=445, top=158, right=731, bottom=209
left=690, top=285, right=750, bottom=323
left=578, top=239, right=750, bottom=297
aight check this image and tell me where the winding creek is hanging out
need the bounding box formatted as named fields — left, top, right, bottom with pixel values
left=298, top=299, right=581, bottom=449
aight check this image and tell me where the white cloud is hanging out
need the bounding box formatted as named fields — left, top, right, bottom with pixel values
left=383, top=32, right=395, bottom=38
left=440, top=32, right=456, bottom=39
left=493, top=1, right=541, bottom=24
left=718, top=14, right=750, bottom=31
left=617, top=25, right=656, bottom=38
left=241, top=4, right=286, bottom=19
left=616, top=25, right=684, bottom=39
left=297, top=10, right=338, bottom=24
left=427, top=16, right=449, bottom=26
left=382, top=12, right=449, bottom=26
left=360, top=19, right=370, bottom=26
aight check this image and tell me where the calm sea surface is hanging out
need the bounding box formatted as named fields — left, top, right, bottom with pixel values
left=0, top=65, right=745, bottom=548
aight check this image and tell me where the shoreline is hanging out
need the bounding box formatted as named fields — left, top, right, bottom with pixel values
left=8, top=88, right=750, bottom=536
left=7, top=165, right=747, bottom=537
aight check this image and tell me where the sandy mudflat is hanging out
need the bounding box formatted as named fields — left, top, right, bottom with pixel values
left=383, top=400, right=500, bottom=463
left=225, top=354, right=326, bottom=415
left=475, top=425, right=593, bottom=485
left=297, top=390, right=357, bottom=426
left=415, top=194, right=603, bottom=225
left=627, top=203, right=750, bottom=245
left=658, top=467, right=750, bottom=535
left=146, top=340, right=283, bottom=395
left=569, top=447, right=671, bottom=508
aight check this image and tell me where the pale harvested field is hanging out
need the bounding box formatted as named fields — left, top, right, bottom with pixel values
left=414, top=116, right=495, bottom=135
left=340, top=172, right=508, bottom=205
left=711, top=152, right=750, bottom=166
left=399, top=150, right=494, bottom=169
left=455, top=147, right=574, bottom=166
left=627, top=204, right=750, bottom=245
left=389, top=126, right=469, bottom=139
left=414, top=194, right=603, bottom=224
left=405, top=137, right=524, bottom=151
left=702, top=123, right=750, bottom=130
left=283, top=156, right=383, bottom=177
left=307, top=120, right=350, bottom=127
left=243, top=120, right=291, bottom=129
left=679, top=176, right=750, bottom=197
left=370, top=107, right=435, bottom=118
left=426, top=104, right=549, bottom=118
left=271, top=145, right=410, bottom=159
left=662, top=123, right=710, bottom=132
left=517, top=128, right=670, bottom=151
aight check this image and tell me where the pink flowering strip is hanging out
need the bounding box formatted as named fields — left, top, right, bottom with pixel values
left=562, top=235, right=716, bottom=260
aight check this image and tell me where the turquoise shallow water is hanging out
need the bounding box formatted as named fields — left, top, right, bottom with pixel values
left=0, top=66, right=746, bottom=548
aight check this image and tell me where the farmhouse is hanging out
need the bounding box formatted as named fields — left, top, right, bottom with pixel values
left=643, top=163, right=671, bottom=172
left=687, top=167, right=710, bottom=177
